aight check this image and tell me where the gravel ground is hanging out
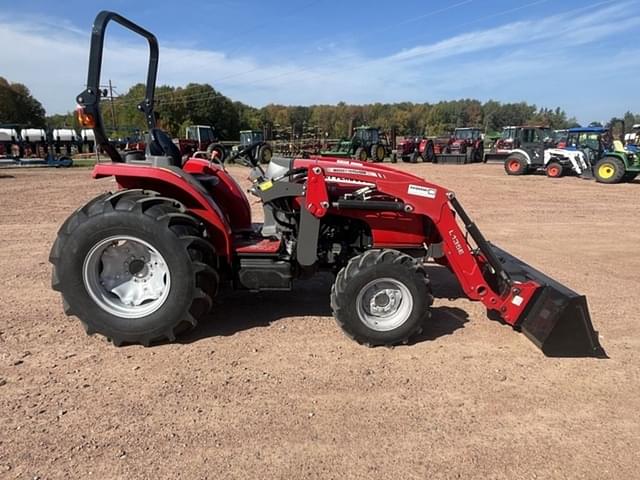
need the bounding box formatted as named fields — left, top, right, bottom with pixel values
left=0, top=163, right=638, bottom=479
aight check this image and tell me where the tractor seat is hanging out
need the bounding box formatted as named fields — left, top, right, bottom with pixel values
left=146, top=128, right=182, bottom=167
left=123, top=150, right=145, bottom=162
left=612, top=140, right=626, bottom=153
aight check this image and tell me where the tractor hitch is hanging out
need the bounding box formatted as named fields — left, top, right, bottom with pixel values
left=490, top=244, right=606, bottom=358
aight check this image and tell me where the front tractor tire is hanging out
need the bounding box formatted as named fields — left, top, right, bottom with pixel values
left=49, top=190, right=218, bottom=346
left=546, top=161, right=563, bottom=178
left=504, top=155, right=528, bottom=175
left=371, top=143, right=386, bottom=162
left=355, top=147, right=368, bottom=162
left=331, top=250, right=433, bottom=347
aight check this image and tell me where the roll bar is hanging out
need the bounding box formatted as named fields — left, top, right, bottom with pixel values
left=76, top=11, right=159, bottom=162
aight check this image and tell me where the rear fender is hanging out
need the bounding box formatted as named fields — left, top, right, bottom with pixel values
left=92, top=162, right=233, bottom=258
left=510, top=149, right=532, bottom=164
left=603, top=152, right=630, bottom=168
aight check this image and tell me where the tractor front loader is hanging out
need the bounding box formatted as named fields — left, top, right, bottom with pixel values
left=50, top=11, right=605, bottom=358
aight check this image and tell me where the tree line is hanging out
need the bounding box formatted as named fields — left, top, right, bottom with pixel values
left=0, top=77, right=46, bottom=127
left=2, top=78, right=637, bottom=140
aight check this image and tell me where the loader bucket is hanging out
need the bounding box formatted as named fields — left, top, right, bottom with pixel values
left=490, top=244, right=606, bottom=358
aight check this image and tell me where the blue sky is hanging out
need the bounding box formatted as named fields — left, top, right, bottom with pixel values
left=1, top=0, right=638, bottom=123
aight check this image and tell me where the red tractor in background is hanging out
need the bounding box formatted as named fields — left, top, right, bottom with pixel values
left=115, top=124, right=226, bottom=162
left=52, top=11, right=605, bottom=358
left=179, top=124, right=225, bottom=160
left=394, top=136, right=436, bottom=163
left=433, top=128, right=485, bottom=163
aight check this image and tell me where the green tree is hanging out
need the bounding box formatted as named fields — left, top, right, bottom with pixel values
left=0, top=77, right=46, bottom=126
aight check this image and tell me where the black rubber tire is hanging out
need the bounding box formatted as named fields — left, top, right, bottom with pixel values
left=371, top=144, right=386, bottom=162
left=424, top=142, right=436, bottom=163
left=474, top=143, right=484, bottom=163
left=410, top=152, right=419, bottom=164
left=330, top=249, right=433, bottom=347
left=258, top=144, right=273, bottom=164
left=355, top=147, right=368, bottom=162
left=49, top=190, right=218, bottom=346
left=206, top=143, right=226, bottom=162
left=546, top=161, right=563, bottom=178
left=504, top=155, right=528, bottom=175
left=594, top=156, right=626, bottom=184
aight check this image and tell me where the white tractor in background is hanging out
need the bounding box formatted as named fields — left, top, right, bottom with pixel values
left=502, top=126, right=591, bottom=178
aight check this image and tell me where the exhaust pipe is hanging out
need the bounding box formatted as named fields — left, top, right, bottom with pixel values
left=490, top=245, right=606, bottom=358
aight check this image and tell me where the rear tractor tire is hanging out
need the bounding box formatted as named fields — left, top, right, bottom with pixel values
left=594, top=156, right=626, bottom=184
left=206, top=143, right=226, bottom=163
left=466, top=148, right=474, bottom=164
left=504, top=155, right=528, bottom=175
left=49, top=190, right=219, bottom=346
left=475, top=145, right=484, bottom=163
left=424, top=142, right=436, bottom=163
left=258, top=144, right=273, bottom=164
left=331, top=249, right=433, bottom=347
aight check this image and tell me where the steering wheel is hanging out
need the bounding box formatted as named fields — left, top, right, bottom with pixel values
left=225, top=141, right=263, bottom=166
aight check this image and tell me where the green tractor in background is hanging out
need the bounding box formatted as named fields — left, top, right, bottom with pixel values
left=565, top=122, right=640, bottom=184
left=321, top=126, right=391, bottom=162
left=230, top=130, right=273, bottom=164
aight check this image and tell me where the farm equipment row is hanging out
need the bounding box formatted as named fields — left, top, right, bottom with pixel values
left=50, top=11, right=605, bottom=360
left=0, top=126, right=82, bottom=168
left=498, top=125, right=640, bottom=183
left=318, top=126, right=486, bottom=165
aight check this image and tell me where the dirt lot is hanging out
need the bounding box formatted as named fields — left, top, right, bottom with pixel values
left=1, top=163, right=639, bottom=479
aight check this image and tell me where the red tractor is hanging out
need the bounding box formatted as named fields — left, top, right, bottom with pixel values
left=52, top=11, right=605, bottom=357
left=179, top=124, right=225, bottom=160
left=433, top=128, right=484, bottom=163
left=394, top=136, right=436, bottom=163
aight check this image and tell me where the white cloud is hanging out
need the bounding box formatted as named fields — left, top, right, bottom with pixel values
left=0, top=2, right=638, bottom=123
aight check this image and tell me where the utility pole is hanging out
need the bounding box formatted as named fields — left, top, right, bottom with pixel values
left=108, top=79, right=117, bottom=131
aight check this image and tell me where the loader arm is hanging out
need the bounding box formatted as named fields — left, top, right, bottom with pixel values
left=298, top=159, right=605, bottom=357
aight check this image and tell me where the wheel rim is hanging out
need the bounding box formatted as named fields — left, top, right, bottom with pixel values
left=359, top=150, right=367, bottom=161
left=83, top=236, right=171, bottom=318
left=508, top=160, right=520, bottom=172
left=598, top=163, right=615, bottom=179
left=355, top=278, right=413, bottom=332
left=549, top=166, right=560, bottom=177
left=263, top=148, right=272, bottom=163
